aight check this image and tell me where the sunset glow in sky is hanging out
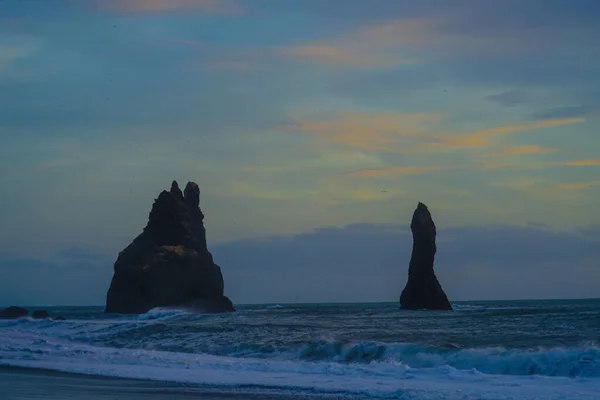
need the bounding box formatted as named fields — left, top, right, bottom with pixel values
left=1, top=0, right=599, bottom=305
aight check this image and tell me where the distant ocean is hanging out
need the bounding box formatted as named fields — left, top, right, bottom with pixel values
left=1, top=299, right=600, bottom=399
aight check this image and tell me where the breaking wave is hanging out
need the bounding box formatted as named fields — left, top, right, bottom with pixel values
left=2, top=300, right=600, bottom=399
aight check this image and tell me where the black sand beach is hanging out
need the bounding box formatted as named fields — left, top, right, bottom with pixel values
left=0, top=366, right=219, bottom=400
left=0, top=366, right=347, bottom=400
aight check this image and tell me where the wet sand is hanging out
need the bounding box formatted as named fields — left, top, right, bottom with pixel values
left=0, top=366, right=342, bottom=400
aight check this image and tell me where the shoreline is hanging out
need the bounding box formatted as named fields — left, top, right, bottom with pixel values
left=0, top=365, right=350, bottom=400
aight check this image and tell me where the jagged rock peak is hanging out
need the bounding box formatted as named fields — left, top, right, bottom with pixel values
left=184, top=181, right=200, bottom=208
left=170, top=180, right=183, bottom=199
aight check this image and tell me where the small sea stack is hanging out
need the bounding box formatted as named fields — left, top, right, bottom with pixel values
left=400, top=202, right=452, bottom=310
left=0, top=306, right=28, bottom=319
left=105, top=181, right=234, bottom=314
left=32, top=310, right=50, bottom=319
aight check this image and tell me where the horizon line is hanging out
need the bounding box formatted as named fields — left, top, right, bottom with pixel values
left=5, top=297, right=600, bottom=309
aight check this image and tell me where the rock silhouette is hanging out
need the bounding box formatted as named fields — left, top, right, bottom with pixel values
left=105, top=181, right=234, bottom=314
left=0, top=306, right=28, bottom=319
left=400, top=202, right=452, bottom=310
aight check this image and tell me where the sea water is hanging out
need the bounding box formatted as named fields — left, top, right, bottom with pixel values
left=1, top=299, right=599, bottom=399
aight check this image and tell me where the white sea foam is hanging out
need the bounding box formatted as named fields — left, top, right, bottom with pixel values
left=0, top=327, right=599, bottom=399
left=136, top=308, right=193, bottom=321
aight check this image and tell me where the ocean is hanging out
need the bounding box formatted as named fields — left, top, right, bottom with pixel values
left=1, top=299, right=599, bottom=399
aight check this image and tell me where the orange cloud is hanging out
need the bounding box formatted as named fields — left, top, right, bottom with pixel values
left=280, top=113, right=442, bottom=151
left=498, top=145, right=557, bottom=156
left=347, top=165, right=450, bottom=178
left=280, top=45, right=417, bottom=68
left=446, top=118, right=585, bottom=149
left=555, top=181, right=600, bottom=190
left=560, top=159, right=600, bottom=167
left=96, top=0, right=242, bottom=14
left=482, top=157, right=600, bottom=171
left=280, top=113, right=585, bottom=154
left=278, top=18, right=436, bottom=68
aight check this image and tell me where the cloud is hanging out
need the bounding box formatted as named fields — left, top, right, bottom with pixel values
left=0, top=257, right=58, bottom=270
left=280, top=45, right=417, bottom=68
left=534, top=105, right=600, bottom=120
left=277, top=3, right=600, bottom=74
left=555, top=181, right=600, bottom=190
left=93, top=0, right=243, bottom=15
left=347, top=166, right=450, bottom=178
left=278, top=17, right=434, bottom=68
left=279, top=112, right=441, bottom=151
left=281, top=113, right=585, bottom=154
left=311, top=3, right=600, bottom=113
left=577, top=225, right=600, bottom=239
left=497, top=145, right=557, bottom=156
left=2, top=221, right=600, bottom=305
left=59, top=247, right=108, bottom=262
left=0, top=256, right=111, bottom=306
left=560, top=159, right=600, bottom=167
left=1, top=0, right=599, bottom=306
left=485, top=90, right=530, bottom=107
left=0, top=37, right=41, bottom=75
left=445, top=118, right=585, bottom=149
left=213, top=222, right=600, bottom=303
left=482, top=157, right=600, bottom=172
left=273, top=1, right=600, bottom=32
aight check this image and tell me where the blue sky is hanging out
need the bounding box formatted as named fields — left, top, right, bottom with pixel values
left=1, top=0, right=599, bottom=305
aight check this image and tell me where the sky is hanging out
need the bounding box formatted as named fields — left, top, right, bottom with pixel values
left=1, top=0, right=599, bottom=306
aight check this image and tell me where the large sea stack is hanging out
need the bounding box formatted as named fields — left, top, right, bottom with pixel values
left=105, top=181, right=234, bottom=314
left=400, top=202, right=452, bottom=310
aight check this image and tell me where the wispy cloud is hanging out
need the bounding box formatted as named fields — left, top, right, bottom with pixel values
left=485, top=89, right=530, bottom=107
left=560, top=158, right=600, bottom=167
left=280, top=45, right=417, bottom=68
left=347, top=165, right=450, bottom=178
left=497, top=145, right=557, bottom=156
left=534, top=105, right=600, bottom=120
left=279, top=18, right=435, bottom=68
left=280, top=112, right=441, bottom=151
left=94, top=0, right=243, bottom=15
left=555, top=181, right=600, bottom=190
left=281, top=113, right=585, bottom=154
left=446, top=118, right=585, bottom=149
left=277, top=8, right=588, bottom=71
left=483, top=158, right=600, bottom=171
left=345, top=155, right=600, bottom=181
left=0, top=37, right=40, bottom=73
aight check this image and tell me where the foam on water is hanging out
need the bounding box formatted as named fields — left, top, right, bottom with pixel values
left=0, top=328, right=598, bottom=400
left=136, top=308, right=193, bottom=321
left=1, top=300, right=599, bottom=399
